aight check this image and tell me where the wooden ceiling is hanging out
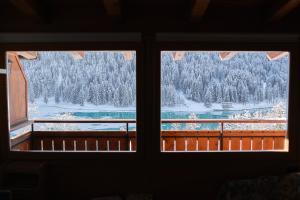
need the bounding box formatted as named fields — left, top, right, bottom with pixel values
left=0, top=0, right=299, bottom=32
left=11, top=51, right=134, bottom=61
left=169, top=51, right=288, bottom=61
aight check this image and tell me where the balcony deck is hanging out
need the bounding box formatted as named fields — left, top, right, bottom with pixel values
left=10, top=119, right=287, bottom=152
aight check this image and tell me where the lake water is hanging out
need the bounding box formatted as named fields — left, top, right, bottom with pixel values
left=71, top=109, right=268, bottom=131
left=10, top=107, right=275, bottom=137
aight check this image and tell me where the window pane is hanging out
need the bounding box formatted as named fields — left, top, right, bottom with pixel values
left=161, top=51, right=289, bottom=152
left=8, top=51, right=136, bottom=152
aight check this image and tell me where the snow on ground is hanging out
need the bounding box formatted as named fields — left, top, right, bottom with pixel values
left=161, top=98, right=275, bottom=113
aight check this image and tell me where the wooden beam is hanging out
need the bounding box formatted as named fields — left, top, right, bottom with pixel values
left=123, top=51, right=133, bottom=60
left=219, top=52, right=237, bottom=61
left=271, top=0, right=300, bottom=21
left=69, top=51, right=85, bottom=60
left=191, top=0, right=210, bottom=21
left=172, top=51, right=185, bottom=61
left=17, top=51, right=37, bottom=60
left=266, top=51, right=289, bottom=61
left=10, top=0, right=38, bottom=17
left=102, top=0, right=121, bottom=17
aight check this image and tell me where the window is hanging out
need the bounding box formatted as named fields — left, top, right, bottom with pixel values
left=7, top=51, right=137, bottom=152
left=160, top=51, right=289, bottom=152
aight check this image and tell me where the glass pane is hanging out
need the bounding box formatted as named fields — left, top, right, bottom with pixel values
left=8, top=51, right=137, bottom=152
left=161, top=51, right=289, bottom=152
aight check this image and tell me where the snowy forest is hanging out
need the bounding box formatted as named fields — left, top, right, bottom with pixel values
left=161, top=51, right=289, bottom=106
left=21, top=51, right=289, bottom=107
left=22, top=52, right=136, bottom=107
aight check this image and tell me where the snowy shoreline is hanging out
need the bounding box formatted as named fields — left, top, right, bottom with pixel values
left=161, top=99, right=276, bottom=112
left=29, top=98, right=281, bottom=119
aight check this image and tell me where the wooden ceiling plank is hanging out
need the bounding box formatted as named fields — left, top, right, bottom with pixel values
left=191, top=0, right=210, bottom=21
left=123, top=51, right=133, bottom=60
left=9, top=0, right=38, bottom=17
left=219, top=52, right=237, bottom=61
left=172, top=51, right=185, bottom=61
left=266, top=51, right=289, bottom=61
left=69, top=51, right=85, bottom=60
left=17, top=51, right=38, bottom=60
left=102, top=0, right=121, bottom=17
left=271, top=0, right=300, bottom=21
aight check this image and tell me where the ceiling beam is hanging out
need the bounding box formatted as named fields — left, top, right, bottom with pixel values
left=9, top=0, right=38, bottom=17
left=270, top=0, right=300, bottom=21
left=102, top=0, right=121, bottom=17
left=172, top=51, right=185, bottom=61
left=17, top=51, right=38, bottom=60
left=69, top=51, right=85, bottom=60
left=266, top=51, right=289, bottom=61
left=191, top=0, right=210, bottom=21
left=219, top=52, right=237, bottom=61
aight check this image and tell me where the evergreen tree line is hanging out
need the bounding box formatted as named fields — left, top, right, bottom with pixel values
left=161, top=52, right=289, bottom=106
left=21, top=51, right=289, bottom=107
left=22, top=52, right=136, bottom=107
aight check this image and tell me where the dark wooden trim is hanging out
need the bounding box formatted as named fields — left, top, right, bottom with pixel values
left=0, top=34, right=298, bottom=163
left=270, top=0, right=300, bottom=21
left=10, top=131, right=32, bottom=147
left=0, top=33, right=141, bottom=43
left=10, top=120, right=33, bottom=131
left=1, top=40, right=143, bottom=160
left=32, top=131, right=136, bottom=138
left=33, top=119, right=286, bottom=124
left=34, top=119, right=136, bottom=123
left=161, top=119, right=287, bottom=124
left=155, top=37, right=299, bottom=161
left=190, top=0, right=210, bottom=21
left=161, top=130, right=286, bottom=137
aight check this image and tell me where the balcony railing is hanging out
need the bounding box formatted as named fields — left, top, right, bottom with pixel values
left=10, top=119, right=287, bottom=152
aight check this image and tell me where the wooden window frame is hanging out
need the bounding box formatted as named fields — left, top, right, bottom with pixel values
left=0, top=33, right=299, bottom=163
left=0, top=33, right=145, bottom=160
left=153, top=33, right=300, bottom=161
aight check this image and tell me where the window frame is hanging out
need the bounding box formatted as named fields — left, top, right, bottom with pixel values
left=154, top=34, right=300, bottom=161
left=0, top=33, right=299, bottom=163
left=0, top=34, right=144, bottom=160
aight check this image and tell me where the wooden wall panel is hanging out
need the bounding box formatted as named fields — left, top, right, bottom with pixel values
left=187, top=138, right=197, bottom=151
left=230, top=137, right=241, bottom=150
left=209, top=137, right=219, bottom=150
left=14, top=130, right=287, bottom=152
left=274, top=137, right=285, bottom=150
left=164, top=137, right=175, bottom=151
left=263, top=137, right=274, bottom=150
left=11, top=139, right=31, bottom=151
left=7, top=53, right=28, bottom=127
left=198, top=137, right=209, bottom=151
left=241, top=137, right=251, bottom=150
left=175, top=138, right=185, bottom=151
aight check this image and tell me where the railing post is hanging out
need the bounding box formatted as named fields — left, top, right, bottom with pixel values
left=220, top=122, right=224, bottom=151
left=126, top=122, right=130, bottom=151
left=31, top=122, right=34, bottom=133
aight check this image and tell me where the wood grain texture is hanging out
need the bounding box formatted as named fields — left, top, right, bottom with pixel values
left=12, top=130, right=287, bottom=151
left=7, top=54, right=28, bottom=127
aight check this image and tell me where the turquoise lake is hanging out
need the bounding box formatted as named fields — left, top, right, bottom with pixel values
left=71, top=109, right=268, bottom=131
left=10, top=107, right=275, bottom=137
